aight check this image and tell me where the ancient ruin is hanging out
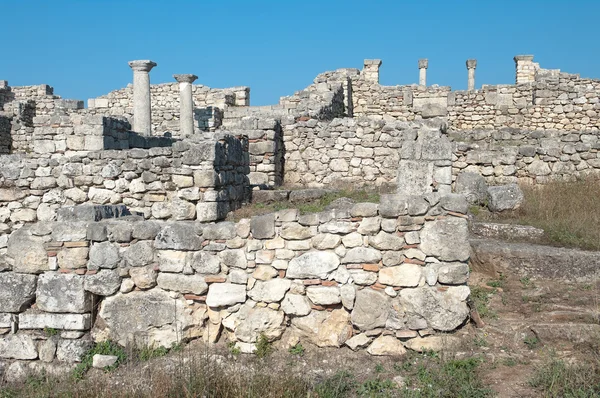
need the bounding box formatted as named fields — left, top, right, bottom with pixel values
left=1, top=54, right=599, bottom=377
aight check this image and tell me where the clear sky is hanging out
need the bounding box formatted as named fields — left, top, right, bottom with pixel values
left=1, top=0, right=599, bottom=106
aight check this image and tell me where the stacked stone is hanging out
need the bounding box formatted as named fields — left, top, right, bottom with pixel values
left=0, top=134, right=250, bottom=229
left=88, top=83, right=246, bottom=135
left=447, top=71, right=600, bottom=131
left=0, top=193, right=471, bottom=377
left=283, top=117, right=451, bottom=191
left=451, top=128, right=600, bottom=185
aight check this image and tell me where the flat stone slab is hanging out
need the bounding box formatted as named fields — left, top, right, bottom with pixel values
left=57, top=205, right=135, bottom=222
left=470, top=238, right=600, bottom=282
left=471, top=222, right=544, bottom=242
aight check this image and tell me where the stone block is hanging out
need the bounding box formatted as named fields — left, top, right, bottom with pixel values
left=0, top=334, right=37, bottom=359
left=36, top=273, right=91, bottom=313
left=206, top=283, right=247, bottom=307
left=18, top=312, right=91, bottom=330
left=0, top=273, right=37, bottom=312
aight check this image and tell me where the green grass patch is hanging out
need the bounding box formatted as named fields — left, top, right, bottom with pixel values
left=530, top=356, right=600, bottom=397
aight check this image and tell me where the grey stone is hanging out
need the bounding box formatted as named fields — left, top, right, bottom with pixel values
left=95, top=288, right=202, bottom=348
left=128, top=266, right=157, bottom=289
left=281, top=293, right=312, bottom=316
left=36, top=273, right=91, bottom=313
left=19, top=312, right=91, bottom=330
left=369, top=231, right=404, bottom=251
left=155, top=223, right=202, bottom=250
left=350, top=203, right=379, bottom=217
left=132, top=221, right=161, bottom=240
left=341, top=247, right=382, bottom=264
left=420, top=218, right=470, bottom=262
left=56, top=339, right=93, bottom=362
left=219, top=249, right=248, bottom=269
left=340, top=284, right=356, bottom=310
left=437, top=262, right=469, bottom=285
left=440, top=194, right=468, bottom=214
left=287, top=251, right=340, bottom=279
left=487, top=184, right=524, bottom=212
left=203, top=222, right=236, bottom=240
left=206, top=283, right=247, bottom=307
left=306, top=286, right=341, bottom=305
left=454, top=172, right=488, bottom=204
left=400, top=286, right=469, bottom=331
left=156, top=273, right=208, bottom=295
left=8, top=229, right=49, bottom=274
left=351, top=288, right=390, bottom=330
left=345, top=333, right=372, bottom=351
left=0, top=273, right=37, bottom=312
left=84, top=270, right=122, bottom=296
left=250, top=214, right=276, bottom=239
left=39, top=339, right=57, bottom=362
left=0, top=334, right=37, bottom=359
left=124, top=241, right=155, bottom=267
left=52, top=222, right=89, bottom=241
left=93, top=354, right=118, bottom=368
left=227, top=304, right=285, bottom=343
left=57, top=205, right=132, bottom=222
left=191, top=251, right=221, bottom=274
left=378, top=194, right=408, bottom=217
left=88, top=242, right=121, bottom=270
left=397, top=161, right=433, bottom=195
left=248, top=279, right=291, bottom=303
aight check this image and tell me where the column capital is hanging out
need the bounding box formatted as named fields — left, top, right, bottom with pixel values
left=364, top=59, right=382, bottom=67
left=173, top=74, right=198, bottom=84
left=128, top=60, right=157, bottom=72
left=514, top=55, right=534, bottom=63
left=466, top=59, right=477, bottom=69
left=418, top=59, right=428, bottom=69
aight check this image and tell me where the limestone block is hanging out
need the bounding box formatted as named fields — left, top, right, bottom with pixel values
left=281, top=293, right=312, bottom=316
left=226, top=304, right=285, bottom=343
left=36, top=273, right=91, bottom=313
left=341, top=247, right=381, bottom=264
left=412, top=97, right=448, bottom=118
left=369, top=231, right=404, bottom=251
left=191, top=252, right=220, bottom=274
left=248, top=279, right=291, bottom=303
left=56, top=339, right=93, bottom=362
left=156, top=273, right=208, bottom=295
left=206, top=283, right=247, bottom=307
left=128, top=266, right=157, bottom=289
left=88, top=242, right=121, bottom=270
left=420, top=218, right=470, bottom=262
left=487, top=184, right=524, bottom=212
left=0, top=272, right=36, bottom=312
left=158, top=250, right=189, bottom=273
left=291, top=309, right=352, bottom=348
left=351, top=288, right=390, bottom=330
left=8, top=229, right=49, bottom=274
left=367, top=335, right=407, bottom=356
left=378, top=264, right=422, bottom=287
left=155, top=223, right=202, bottom=250
left=306, top=286, right=341, bottom=305
left=250, top=214, right=276, bottom=239
left=19, top=312, right=91, bottom=330
left=84, top=270, right=122, bottom=296
left=437, top=262, right=469, bottom=285
left=286, top=251, right=340, bottom=279
left=93, top=354, right=118, bottom=368
left=219, top=249, right=248, bottom=269
left=203, top=222, right=236, bottom=240
left=399, top=286, right=469, bottom=331
left=0, top=334, right=38, bottom=359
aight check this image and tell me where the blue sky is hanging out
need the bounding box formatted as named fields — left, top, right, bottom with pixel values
left=1, top=0, right=599, bottom=106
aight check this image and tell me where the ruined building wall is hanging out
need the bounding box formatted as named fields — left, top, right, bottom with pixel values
left=0, top=132, right=250, bottom=233
left=0, top=194, right=471, bottom=370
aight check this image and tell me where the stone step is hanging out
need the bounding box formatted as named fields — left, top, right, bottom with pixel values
left=470, top=238, right=600, bottom=282
left=470, top=222, right=544, bottom=242
left=530, top=323, right=600, bottom=344
left=57, top=204, right=138, bottom=222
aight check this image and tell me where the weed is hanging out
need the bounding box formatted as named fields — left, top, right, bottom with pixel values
left=470, top=286, right=498, bottom=319
left=530, top=356, right=600, bottom=397
left=228, top=341, right=241, bottom=356
left=43, top=327, right=58, bottom=337
left=72, top=340, right=127, bottom=380
left=255, top=333, right=273, bottom=358
left=522, top=295, right=530, bottom=303
left=474, top=335, right=488, bottom=347
left=374, top=363, right=385, bottom=373
left=502, top=357, right=517, bottom=367
left=356, top=378, right=397, bottom=396
left=138, top=345, right=169, bottom=361
left=314, top=371, right=356, bottom=398
left=520, top=276, right=533, bottom=288
left=524, top=336, right=540, bottom=350
left=288, top=343, right=305, bottom=356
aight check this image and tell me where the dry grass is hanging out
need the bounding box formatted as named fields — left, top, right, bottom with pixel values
left=478, top=178, right=600, bottom=251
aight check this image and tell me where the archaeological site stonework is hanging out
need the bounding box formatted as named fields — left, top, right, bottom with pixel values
left=0, top=54, right=598, bottom=378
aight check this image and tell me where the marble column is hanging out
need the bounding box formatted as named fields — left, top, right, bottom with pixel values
left=128, top=60, right=157, bottom=135
left=466, top=59, right=477, bottom=91
left=418, top=59, right=428, bottom=86
left=173, top=74, right=198, bottom=136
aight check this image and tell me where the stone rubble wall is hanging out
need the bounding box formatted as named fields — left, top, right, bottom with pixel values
left=88, top=83, right=249, bottom=135
left=282, top=117, right=453, bottom=194
left=450, top=128, right=600, bottom=185
left=0, top=133, right=250, bottom=233
left=0, top=193, right=471, bottom=375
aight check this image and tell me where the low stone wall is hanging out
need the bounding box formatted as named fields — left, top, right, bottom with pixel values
left=0, top=133, right=250, bottom=230
left=0, top=193, right=471, bottom=377
left=451, top=128, right=600, bottom=185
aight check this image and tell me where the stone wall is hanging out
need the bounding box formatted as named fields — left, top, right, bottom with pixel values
left=450, top=128, right=600, bottom=185
left=0, top=133, right=250, bottom=231
left=88, top=83, right=250, bottom=135
left=0, top=193, right=471, bottom=374
left=283, top=117, right=452, bottom=193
